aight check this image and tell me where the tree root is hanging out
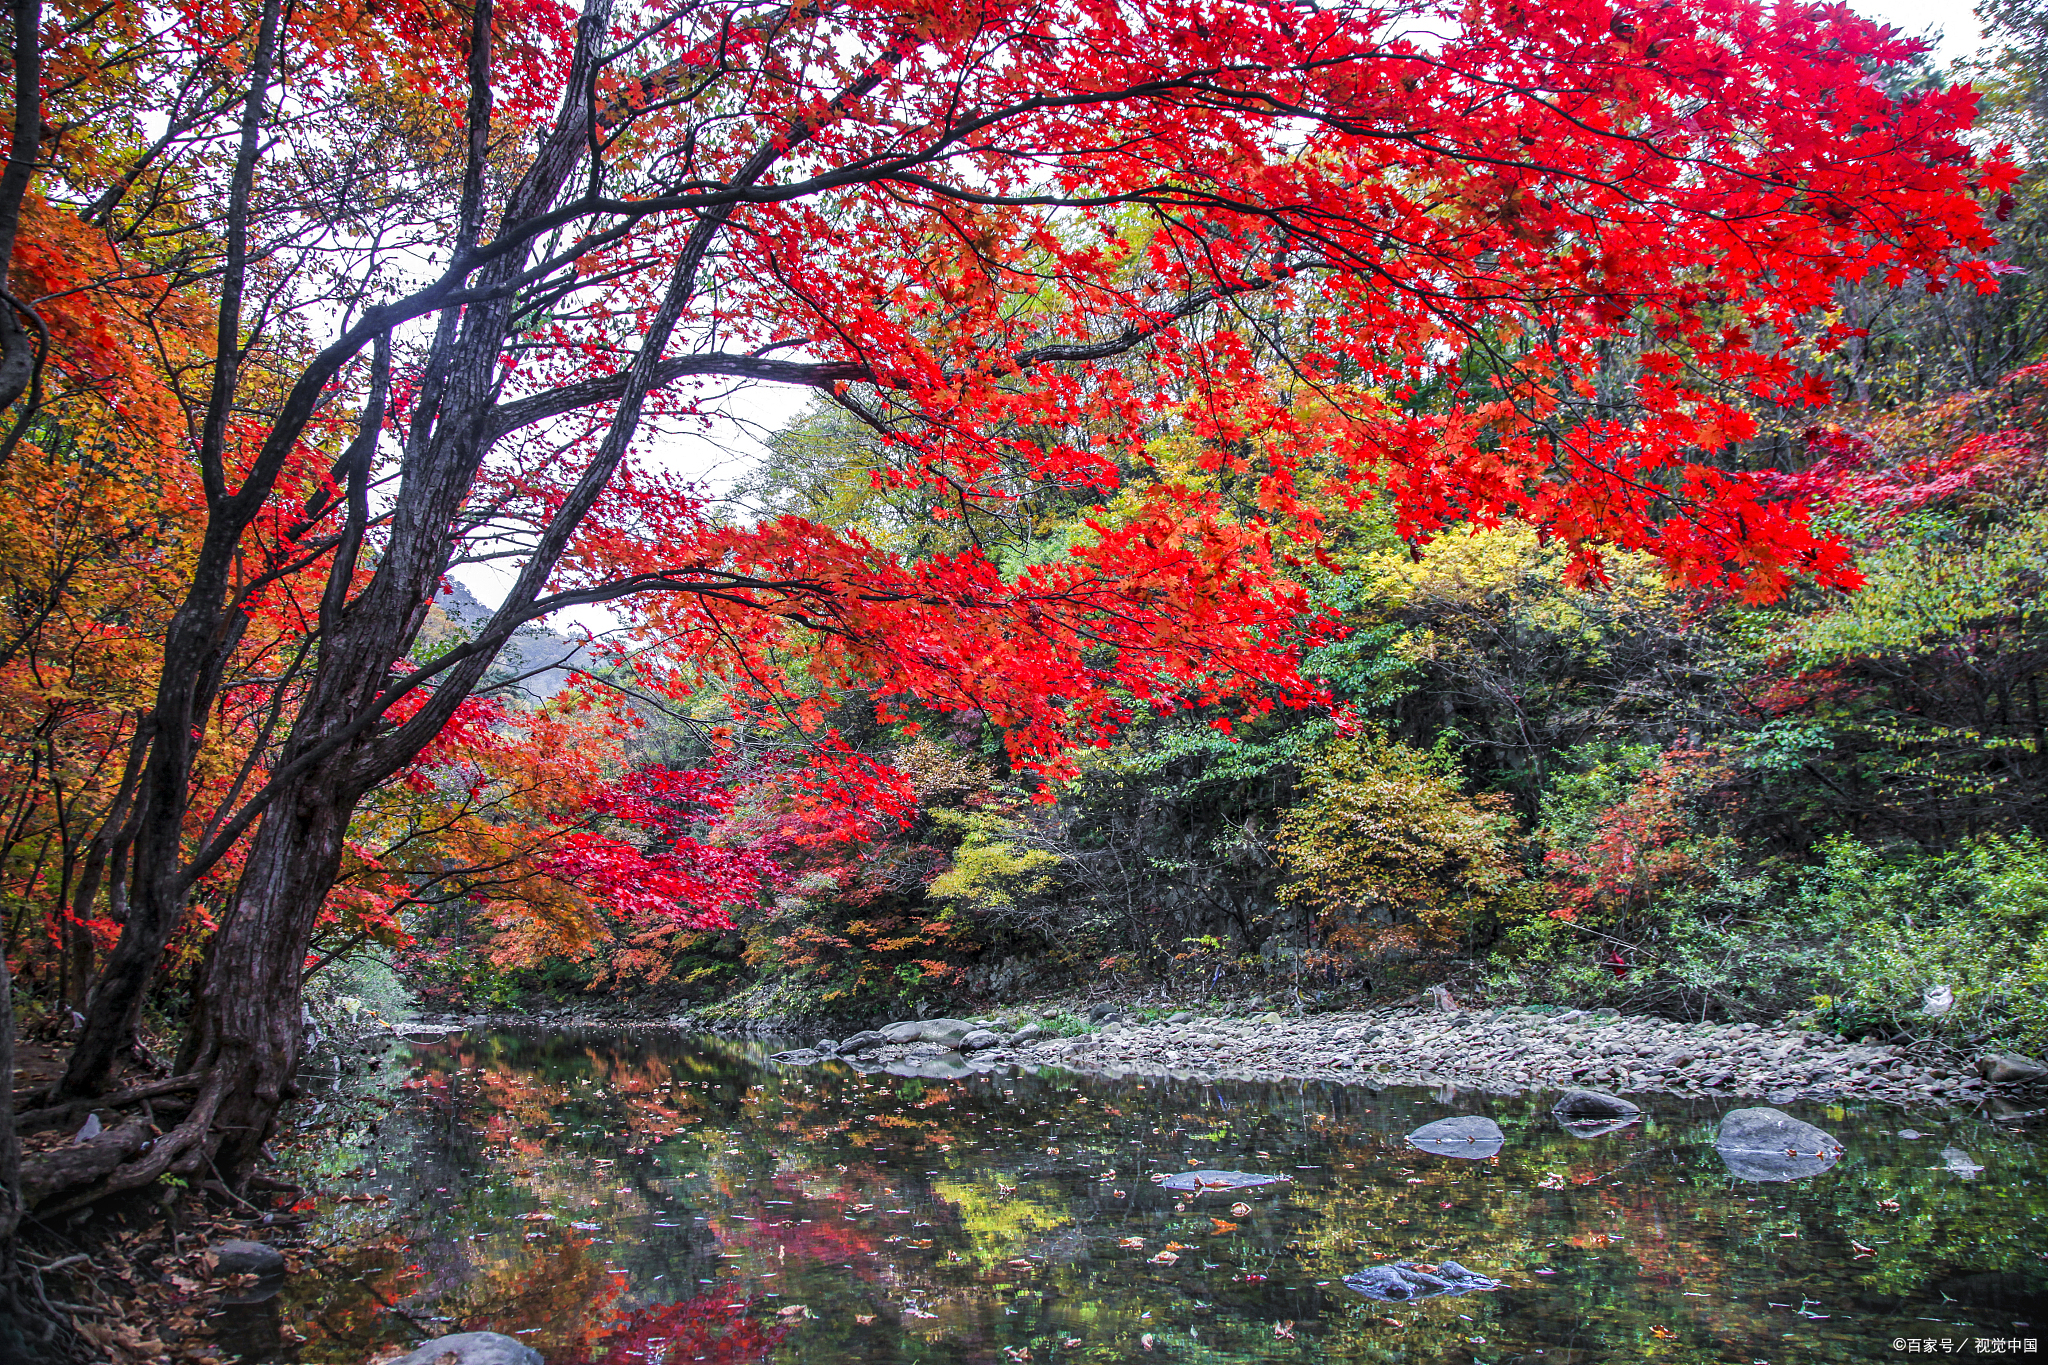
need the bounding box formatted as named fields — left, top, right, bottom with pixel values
left=14, top=1073, right=203, bottom=1133
left=22, top=1075, right=225, bottom=1216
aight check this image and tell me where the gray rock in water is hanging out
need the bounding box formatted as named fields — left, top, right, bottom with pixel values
left=1343, top=1260, right=1498, bottom=1302
left=1406, top=1116, right=1505, bottom=1159
left=1979, top=1052, right=2048, bottom=1084
left=1157, top=1169, right=1292, bottom=1193
left=386, top=1333, right=543, bottom=1365
left=837, top=1030, right=887, bottom=1054
left=1715, top=1106, right=1843, bottom=1182
left=814, top=1038, right=840, bottom=1055
left=212, top=1240, right=286, bottom=1279
left=769, top=1048, right=823, bottom=1065
left=1552, top=1089, right=1642, bottom=1137
left=1551, top=1089, right=1640, bottom=1121
left=1941, top=1146, right=1986, bottom=1179
left=958, top=1029, right=1003, bottom=1052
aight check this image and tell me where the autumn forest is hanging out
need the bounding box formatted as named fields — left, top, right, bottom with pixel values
left=1, top=0, right=2044, bottom=1344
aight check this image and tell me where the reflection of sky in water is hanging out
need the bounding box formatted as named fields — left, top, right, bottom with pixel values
left=255, top=1028, right=2048, bottom=1364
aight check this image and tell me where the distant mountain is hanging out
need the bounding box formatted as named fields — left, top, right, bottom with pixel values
left=423, top=581, right=593, bottom=704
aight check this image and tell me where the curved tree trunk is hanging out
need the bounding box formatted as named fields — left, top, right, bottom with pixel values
left=176, top=780, right=351, bottom=1177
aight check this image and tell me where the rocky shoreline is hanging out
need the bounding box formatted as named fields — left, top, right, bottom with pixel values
left=767, top=1004, right=2048, bottom=1111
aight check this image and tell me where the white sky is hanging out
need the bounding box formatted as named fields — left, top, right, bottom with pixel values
left=1858, top=0, right=1990, bottom=66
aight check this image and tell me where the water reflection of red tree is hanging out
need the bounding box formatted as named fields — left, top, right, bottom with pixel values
left=593, top=1295, right=787, bottom=1365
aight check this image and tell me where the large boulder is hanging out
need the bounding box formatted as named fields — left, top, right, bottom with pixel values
left=881, top=1017, right=974, bottom=1046
left=212, top=1240, right=285, bottom=1278
left=1714, top=1106, right=1843, bottom=1182
left=1343, top=1260, right=1497, bottom=1302
left=1406, top=1116, right=1505, bottom=1159
left=918, top=1018, right=974, bottom=1046
left=836, top=1030, right=887, bottom=1054
left=386, top=1333, right=543, bottom=1365
left=1978, top=1052, right=2048, bottom=1084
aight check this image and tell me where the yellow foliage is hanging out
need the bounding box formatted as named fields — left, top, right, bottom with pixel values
left=1275, top=730, right=1524, bottom=960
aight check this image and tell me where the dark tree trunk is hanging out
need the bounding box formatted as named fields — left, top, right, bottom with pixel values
left=178, top=779, right=353, bottom=1175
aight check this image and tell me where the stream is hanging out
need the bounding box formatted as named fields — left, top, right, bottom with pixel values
left=242, top=1026, right=2046, bottom=1363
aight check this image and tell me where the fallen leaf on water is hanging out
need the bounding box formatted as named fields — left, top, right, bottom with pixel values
left=1649, top=1326, right=1676, bottom=1339
left=1274, top=1321, right=1296, bottom=1340
left=1149, top=1173, right=1168, bottom=1184
left=1210, top=1219, right=1239, bottom=1233
left=853, top=1203, right=876, bottom=1212
left=1140, top=1333, right=1155, bottom=1351
left=1879, top=1198, right=1900, bottom=1211
left=1229, top=1203, right=1252, bottom=1217
left=1149, top=1251, right=1179, bottom=1266
left=1166, top=1242, right=1193, bottom=1251
left=855, top=1315, right=875, bottom=1325
left=1061, top=1338, right=1082, bottom=1349
left=1003, top=1349, right=1032, bottom=1362
left=994, top=1184, right=1017, bottom=1196
left=1852, top=1241, right=1876, bottom=1259
left=907, top=1239, right=934, bottom=1249
left=516, top=1212, right=553, bottom=1222
left=777, top=1305, right=810, bottom=1319
left=1119, top=1237, right=1147, bottom=1249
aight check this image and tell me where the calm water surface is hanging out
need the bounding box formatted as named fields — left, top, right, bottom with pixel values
left=251, top=1027, right=2047, bottom=1364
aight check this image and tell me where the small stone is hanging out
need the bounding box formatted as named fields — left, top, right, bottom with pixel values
left=1041, top=1007, right=1060, bottom=1019
left=386, top=1333, right=543, bottom=1365
left=1011, top=1024, right=1045, bottom=1044
left=1157, top=1169, right=1291, bottom=1193
left=837, top=1030, right=887, bottom=1054
left=958, top=1029, right=1003, bottom=1052
left=814, top=1038, right=840, bottom=1055
left=769, top=1048, right=823, bottom=1064
left=1169, top=1011, right=1195, bottom=1024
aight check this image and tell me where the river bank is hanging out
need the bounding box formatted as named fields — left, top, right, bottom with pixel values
left=413, top=998, right=2048, bottom=1112
left=979, top=1006, right=2044, bottom=1110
